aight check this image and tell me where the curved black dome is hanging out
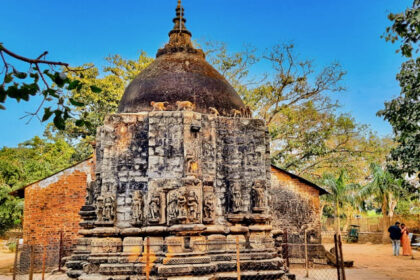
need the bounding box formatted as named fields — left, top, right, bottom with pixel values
left=117, top=3, right=245, bottom=116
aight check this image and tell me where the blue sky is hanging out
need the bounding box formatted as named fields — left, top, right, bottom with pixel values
left=0, top=0, right=410, bottom=147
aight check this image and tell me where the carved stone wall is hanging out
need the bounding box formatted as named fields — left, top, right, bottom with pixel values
left=90, top=111, right=272, bottom=230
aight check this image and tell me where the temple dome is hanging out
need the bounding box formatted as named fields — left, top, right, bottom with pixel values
left=117, top=3, right=245, bottom=115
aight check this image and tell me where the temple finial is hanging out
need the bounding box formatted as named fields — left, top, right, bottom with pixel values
left=169, top=0, right=191, bottom=36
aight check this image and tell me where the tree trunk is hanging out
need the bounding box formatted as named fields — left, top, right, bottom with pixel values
left=381, top=197, right=390, bottom=243
left=335, top=200, right=341, bottom=234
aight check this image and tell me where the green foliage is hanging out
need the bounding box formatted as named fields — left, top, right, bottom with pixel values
left=206, top=42, right=390, bottom=181
left=359, top=163, right=404, bottom=217
left=46, top=52, right=153, bottom=160
left=0, top=185, right=23, bottom=236
left=0, top=44, right=100, bottom=130
left=0, top=136, right=77, bottom=234
left=383, top=0, right=420, bottom=57
left=378, top=58, right=420, bottom=178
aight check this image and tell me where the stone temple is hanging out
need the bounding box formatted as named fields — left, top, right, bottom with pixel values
left=66, top=2, right=292, bottom=279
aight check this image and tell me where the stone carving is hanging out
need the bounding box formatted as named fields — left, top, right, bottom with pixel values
left=131, top=191, right=144, bottom=225
left=96, top=194, right=116, bottom=222
left=203, top=193, right=215, bottom=223
left=96, top=196, right=104, bottom=222
left=148, top=194, right=161, bottom=224
left=231, top=182, right=242, bottom=213
left=103, top=195, right=116, bottom=222
left=176, top=192, right=188, bottom=221
left=187, top=190, right=200, bottom=222
left=251, top=181, right=265, bottom=213
left=167, top=192, right=178, bottom=222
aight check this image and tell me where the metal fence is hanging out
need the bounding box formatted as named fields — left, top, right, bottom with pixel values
left=12, top=233, right=72, bottom=280
left=12, top=233, right=346, bottom=280
left=281, top=232, right=346, bottom=280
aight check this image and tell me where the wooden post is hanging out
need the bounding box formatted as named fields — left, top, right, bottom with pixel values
left=58, top=231, right=64, bottom=272
left=12, top=242, right=19, bottom=280
left=145, top=237, right=150, bottom=280
left=29, top=245, right=34, bottom=280
left=334, top=234, right=341, bottom=280
left=338, top=234, right=346, bottom=280
left=284, top=230, right=289, bottom=268
left=236, top=236, right=241, bottom=280
left=304, top=230, right=309, bottom=278
left=42, top=245, right=47, bottom=280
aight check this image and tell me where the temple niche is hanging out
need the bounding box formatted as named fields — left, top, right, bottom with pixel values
left=66, top=2, right=291, bottom=279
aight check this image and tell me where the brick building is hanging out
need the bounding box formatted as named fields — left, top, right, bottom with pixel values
left=271, top=166, right=328, bottom=242
left=16, top=158, right=326, bottom=252
left=15, top=157, right=95, bottom=266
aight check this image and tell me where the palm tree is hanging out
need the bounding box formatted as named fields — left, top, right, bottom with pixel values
left=359, top=163, right=404, bottom=242
left=322, top=170, right=357, bottom=234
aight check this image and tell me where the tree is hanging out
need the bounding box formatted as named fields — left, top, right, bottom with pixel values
left=378, top=58, right=419, bottom=179
left=207, top=42, right=390, bottom=181
left=383, top=0, right=420, bottom=58
left=359, top=163, right=404, bottom=242
left=321, top=171, right=357, bottom=233
left=0, top=136, right=76, bottom=233
left=0, top=185, right=23, bottom=235
left=0, top=44, right=98, bottom=130
left=45, top=52, right=153, bottom=160
left=379, top=0, right=420, bottom=182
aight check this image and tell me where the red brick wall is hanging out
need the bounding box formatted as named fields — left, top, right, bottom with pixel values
left=23, top=159, right=94, bottom=249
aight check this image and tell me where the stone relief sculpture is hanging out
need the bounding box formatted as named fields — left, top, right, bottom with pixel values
left=103, top=195, right=116, bottom=222
left=231, top=182, right=242, bottom=213
left=148, top=194, right=161, bottom=224
left=96, top=196, right=104, bottom=222
left=131, top=191, right=144, bottom=225
left=203, top=193, right=215, bottom=223
left=177, top=192, right=188, bottom=221
left=167, top=192, right=178, bottom=222
left=187, top=190, right=199, bottom=222
left=251, top=181, right=265, bottom=213
left=96, top=194, right=116, bottom=222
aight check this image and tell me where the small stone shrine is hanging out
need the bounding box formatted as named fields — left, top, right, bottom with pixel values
left=66, top=2, right=291, bottom=279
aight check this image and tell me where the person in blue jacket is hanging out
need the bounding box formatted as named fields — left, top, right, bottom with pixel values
left=388, top=221, right=402, bottom=256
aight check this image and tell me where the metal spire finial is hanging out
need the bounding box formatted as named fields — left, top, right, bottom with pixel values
left=169, top=0, right=191, bottom=36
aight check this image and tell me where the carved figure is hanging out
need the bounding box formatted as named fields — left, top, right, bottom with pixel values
left=231, top=182, right=242, bottom=213
left=177, top=193, right=187, bottom=220
left=149, top=195, right=160, bottom=223
left=132, top=191, right=144, bottom=225
left=203, top=193, right=215, bottom=222
left=167, top=192, right=178, bottom=221
left=150, top=101, right=169, bottom=111
left=251, top=182, right=265, bottom=212
left=209, top=107, right=219, bottom=116
left=187, top=190, right=199, bottom=221
left=176, top=100, right=194, bottom=111
left=96, top=196, right=104, bottom=222
left=231, top=109, right=242, bottom=118
left=103, top=195, right=115, bottom=222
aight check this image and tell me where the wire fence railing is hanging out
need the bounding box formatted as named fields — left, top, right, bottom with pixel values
left=12, top=233, right=347, bottom=280
left=12, top=233, right=72, bottom=280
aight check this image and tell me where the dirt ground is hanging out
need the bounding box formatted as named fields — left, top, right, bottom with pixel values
left=0, top=251, right=14, bottom=275
left=1, top=244, right=419, bottom=280
left=341, top=243, right=420, bottom=280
